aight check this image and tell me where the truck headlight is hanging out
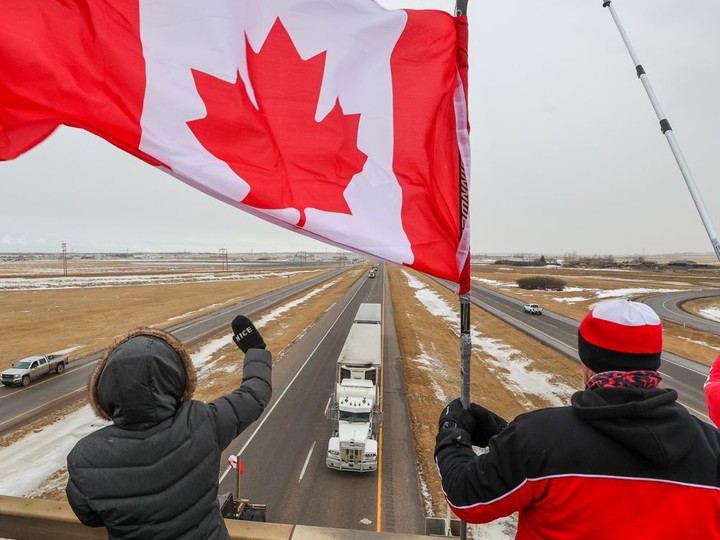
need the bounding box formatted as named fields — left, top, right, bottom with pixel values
left=365, top=453, right=377, bottom=458
left=328, top=450, right=340, bottom=456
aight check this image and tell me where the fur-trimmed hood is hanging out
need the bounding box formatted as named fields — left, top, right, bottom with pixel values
left=89, top=328, right=197, bottom=428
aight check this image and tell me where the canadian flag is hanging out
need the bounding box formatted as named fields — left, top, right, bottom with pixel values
left=0, top=0, right=470, bottom=285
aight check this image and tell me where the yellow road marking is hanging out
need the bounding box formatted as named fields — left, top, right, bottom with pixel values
left=376, top=273, right=386, bottom=532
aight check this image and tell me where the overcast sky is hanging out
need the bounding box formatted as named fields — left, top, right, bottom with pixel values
left=1, top=0, right=719, bottom=257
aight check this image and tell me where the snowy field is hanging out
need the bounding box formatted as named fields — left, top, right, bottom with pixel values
left=471, top=276, right=685, bottom=304
left=700, top=307, right=720, bottom=323
left=0, top=269, right=319, bottom=291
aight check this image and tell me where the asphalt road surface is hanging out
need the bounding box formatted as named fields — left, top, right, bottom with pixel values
left=642, top=289, right=720, bottom=335
left=215, top=265, right=425, bottom=534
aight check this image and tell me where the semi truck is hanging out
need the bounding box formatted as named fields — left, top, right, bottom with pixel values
left=1, top=353, right=68, bottom=387
left=326, top=303, right=382, bottom=472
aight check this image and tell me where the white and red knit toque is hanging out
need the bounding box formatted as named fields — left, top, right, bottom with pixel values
left=578, top=299, right=663, bottom=373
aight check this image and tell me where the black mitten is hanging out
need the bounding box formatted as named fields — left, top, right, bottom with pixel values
left=231, top=315, right=265, bottom=353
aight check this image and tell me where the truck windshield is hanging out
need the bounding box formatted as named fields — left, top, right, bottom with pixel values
left=12, top=361, right=31, bottom=369
left=339, top=411, right=370, bottom=423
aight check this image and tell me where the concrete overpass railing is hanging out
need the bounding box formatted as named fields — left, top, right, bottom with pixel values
left=0, top=496, right=433, bottom=540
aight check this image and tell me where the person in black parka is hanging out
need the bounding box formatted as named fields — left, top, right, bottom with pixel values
left=66, top=316, right=271, bottom=540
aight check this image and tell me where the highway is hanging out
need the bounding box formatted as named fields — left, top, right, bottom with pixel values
left=642, top=289, right=720, bottom=335
left=215, top=266, right=424, bottom=533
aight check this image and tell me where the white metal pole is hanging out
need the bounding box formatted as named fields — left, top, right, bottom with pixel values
left=603, top=0, right=720, bottom=261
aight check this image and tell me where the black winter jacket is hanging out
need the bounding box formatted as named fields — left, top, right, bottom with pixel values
left=66, top=329, right=272, bottom=540
left=435, top=387, right=720, bottom=539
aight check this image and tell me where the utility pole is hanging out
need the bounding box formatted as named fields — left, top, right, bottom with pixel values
left=61, top=242, right=67, bottom=276
left=219, top=248, right=228, bottom=271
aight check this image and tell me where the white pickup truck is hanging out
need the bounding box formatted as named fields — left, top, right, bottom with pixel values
left=523, top=303, right=543, bottom=315
left=1, top=354, right=69, bottom=387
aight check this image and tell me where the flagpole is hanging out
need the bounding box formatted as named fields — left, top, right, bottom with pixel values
left=602, top=0, right=720, bottom=261
left=455, top=3, right=470, bottom=540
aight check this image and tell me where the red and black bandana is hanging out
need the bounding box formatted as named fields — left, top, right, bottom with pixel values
left=586, top=370, right=662, bottom=390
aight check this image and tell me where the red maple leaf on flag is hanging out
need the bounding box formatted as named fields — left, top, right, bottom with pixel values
left=188, top=18, right=367, bottom=228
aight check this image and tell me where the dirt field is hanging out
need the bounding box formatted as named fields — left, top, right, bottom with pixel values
left=0, top=267, right=333, bottom=362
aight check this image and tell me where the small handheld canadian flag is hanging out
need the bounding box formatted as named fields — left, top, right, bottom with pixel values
left=227, top=454, right=245, bottom=475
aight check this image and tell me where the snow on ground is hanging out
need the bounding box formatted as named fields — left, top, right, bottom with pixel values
left=469, top=517, right=519, bottom=539
left=254, top=278, right=339, bottom=328
left=552, top=286, right=685, bottom=304
left=678, top=336, right=720, bottom=350
left=0, top=279, right=340, bottom=498
left=195, top=279, right=339, bottom=378
left=0, top=406, right=106, bottom=497
left=554, top=297, right=588, bottom=304
left=593, top=287, right=682, bottom=299
left=406, top=270, right=565, bottom=538
left=700, top=307, right=720, bottom=323
left=0, top=269, right=317, bottom=291
left=473, top=335, right=574, bottom=408
left=418, top=471, right=434, bottom=518
left=472, top=275, right=687, bottom=305
left=471, top=277, right=517, bottom=288
left=403, top=271, right=575, bottom=408
left=411, top=350, right=448, bottom=403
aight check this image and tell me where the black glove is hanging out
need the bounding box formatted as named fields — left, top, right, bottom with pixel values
left=466, top=403, right=509, bottom=447
left=439, top=398, right=509, bottom=447
left=231, top=315, right=265, bottom=353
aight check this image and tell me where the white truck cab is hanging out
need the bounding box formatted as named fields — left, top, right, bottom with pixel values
left=327, top=379, right=379, bottom=472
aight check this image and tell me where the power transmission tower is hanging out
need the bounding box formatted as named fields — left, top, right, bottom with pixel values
left=219, top=248, right=228, bottom=271
left=61, top=242, right=68, bottom=276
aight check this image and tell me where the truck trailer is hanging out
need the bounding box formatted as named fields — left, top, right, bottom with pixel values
left=327, top=303, right=382, bottom=472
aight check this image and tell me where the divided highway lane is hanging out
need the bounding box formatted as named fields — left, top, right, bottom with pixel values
left=642, top=289, right=720, bottom=335
left=216, top=265, right=424, bottom=533
left=0, top=267, right=352, bottom=434
left=462, top=284, right=711, bottom=422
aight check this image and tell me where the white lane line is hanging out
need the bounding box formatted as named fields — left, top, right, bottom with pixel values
left=219, top=281, right=365, bottom=483
left=299, top=441, right=316, bottom=483
left=324, top=395, right=332, bottom=417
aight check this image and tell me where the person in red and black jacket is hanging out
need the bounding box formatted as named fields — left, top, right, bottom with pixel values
left=705, top=354, right=720, bottom=426
left=435, top=299, right=720, bottom=540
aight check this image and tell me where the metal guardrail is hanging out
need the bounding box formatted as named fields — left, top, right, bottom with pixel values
left=0, top=496, right=431, bottom=540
